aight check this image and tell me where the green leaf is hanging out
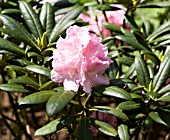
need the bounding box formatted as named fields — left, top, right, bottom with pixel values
left=145, top=92, right=159, bottom=100
left=116, top=56, right=134, bottom=66
left=125, top=14, right=138, bottom=29
left=117, top=101, right=140, bottom=110
left=159, top=84, right=170, bottom=95
left=118, top=124, right=130, bottom=140
left=138, top=2, right=170, bottom=8
left=77, top=116, right=93, bottom=140
left=35, top=118, right=60, bottom=136
left=0, top=84, right=29, bottom=92
left=0, top=15, right=37, bottom=49
left=149, top=112, right=166, bottom=126
left=35, top=115, right=77, bottom=136
left=135, top=57, right=150, bottom=88
left=90, top=119, right=117, bottom=137
left=147, top=21, right=170, bottom=42
left=103, top=86, right=132, bottom=100
left=103, top=22, right=122, bottom=34
left=9, top=75, right=39, bottom=88
left=49, top=6, right=83, bottom=43
left=39, top=81, right=56, bottom=90
left=153, top=54, right=170, bottom=91
left=1, top=8, right=20, bottom=14
left=6, top=65, right=27, bottom=73
left=19, top=90, right=56, bottom=105
left=19, top=1, right=43, bottom=39
left=157, top=95, right=170, bottom=102
left=40, top=2, right=54, bottom=40
left=142, top=50, right=160, bottom=64
left=0, top=38, right=25, bottom=56
left=26, top=65, right=51, bottom=76
left=94, top=106, right=129, bottom=120
left=46, top=90, right=76, bottom=117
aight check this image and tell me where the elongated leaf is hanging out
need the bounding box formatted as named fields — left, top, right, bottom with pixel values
left=149, top=112, right=166, bottom=126
left=26, top=65, right=51, bottom=76
left=35, top=115, right=77, bottom=136
left=147, top=21, right=170, bottom=42
left=138, top=2, right=170, bottom=8
left=0, top=84, right=29, bottom=92
left=90, top=119, right=117, bottom=137
left=39, top=81, right=56, bottom=90
left=142, top=50, right=160, bottom=64
left=103, top=86, right=132, bottom=100
left=77, top=116, right=93, bottom=140
left=19, top=1, right=43, bottom=39
left=35, top=118, right=60, bottom=136
left=9, top=75, right=39, bottom=87
left=1, top=8, right=20, bottom=14
left=49, top=6, right=83, bottom=43
left=19, top=90, right=56, bottom=105
left=116, top=56, right=134, bottom=66
left=16, top=59, right=35, bottom=66
left=157, top=95, right=170, bottom=102
left=125, top=14, right=138, bottom=29
left=145, top=92, right=159, bottom=100
left=153, top=54, right=170, bottom=91
left=117, top=101, right=140, bottom=110
left=103, top=22, right=122, bottom=34
left=6, top=65, right=27, bottom=73
left=94, top=106, right=128, bottom=120
left=135, top=57, right=150, bottom=88
left=40, top=2, right=54, bottom=40
left=118, top=124, right=130, bottom=140
left=46, top=90, right=76, bottom=117
left=0, top=15, right=37, bottom=49
left=159, top=84, right=170, bottom=95
left=0, top=38, right=25, bottom=56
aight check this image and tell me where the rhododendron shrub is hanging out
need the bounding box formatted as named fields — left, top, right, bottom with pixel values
left=51, top=25, right=111, bottom=93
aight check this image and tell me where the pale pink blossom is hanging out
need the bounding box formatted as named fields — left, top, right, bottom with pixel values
left=51, top=25, right=111, bottom=93
left=79, top=4, right=127, bottom=38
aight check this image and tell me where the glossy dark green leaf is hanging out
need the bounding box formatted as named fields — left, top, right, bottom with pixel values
left=49, top=6, right=83, bottom=43
left=0, top=15, right=37, bottom=49
left=103, top=22, right=122, bottom=34
left=0, top=84, right=29, bottom=92
left=125, top=14, right=138, bottom=29
left=116, top=56, right=134, bottom=66
left=142, top=50, right=160, bottom=64
left=26, top=65, right=51, bottom=76
left=118, top=124, right=130, bottom=140
left=9, top=75, right=39, bottom=88
left=19, top=1, right=43, bottom=39
left=159, top=84, right=170, bottom=95
left=94, top=106, right=129, bottom=120
left=1, top=8, right=20, bottom=14
left=153, top=54, right=170, bottom=91
left=35, top=118, right=60, bottom=136
left=149, top=112, right=166, bottom=126
left=77, top=116, right=93, bottom=140
left=90, top=119, right=117, bottom=137
left=35, top=115, right=77, bottom=136
left=40, top=2, right=54, bottom=40
left=115, top=35, right=149, bottom=51
left=19, top=90, right=56, bottom=105
left=46, top=90, right=76, bottom=117
left=103, top=86, right=132, bottom=100
left=6, top=65, right=27, bottom=73
left=39, top=81, right=56, bottom=90
left=117, top=101, right=140, bottom=110
left=125, top=63, right=135, bottom=78
left=0, top=38, right=25, bottom=56
left=135, top=57, right=150, bottom=88
left=147, top=21, right=170, bottom=42
left=157, top=95, right=170, bottom=102
left=16, top=59, right=35, bottom=66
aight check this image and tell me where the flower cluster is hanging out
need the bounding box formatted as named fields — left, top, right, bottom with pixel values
left=51, top=25, right=111, bottom=93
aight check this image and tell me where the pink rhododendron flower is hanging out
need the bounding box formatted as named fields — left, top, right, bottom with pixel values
left=79, top=4, right=127, bottom=38
left=51, top=25, right=111, bottom=93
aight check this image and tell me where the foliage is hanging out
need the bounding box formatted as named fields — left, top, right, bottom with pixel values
left=0, top=0, right=170, bottom=140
